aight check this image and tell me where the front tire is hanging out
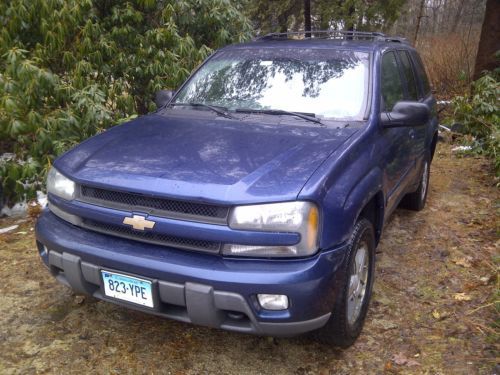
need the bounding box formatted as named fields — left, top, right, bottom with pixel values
left=316, top=218, right=376, bottom=348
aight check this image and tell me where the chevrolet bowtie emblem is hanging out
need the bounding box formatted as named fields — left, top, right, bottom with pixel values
left=123, top=215, right=155, bottom=231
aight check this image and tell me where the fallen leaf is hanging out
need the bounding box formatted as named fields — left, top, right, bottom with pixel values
left=406, top=359, right=421, bottom=367
left=108, top=346, right=117, bottom=354
left=432, top=309, right=449, bottom=320
left=451, top=256, right=473, bottom=268
left=374, top=295, right=392, bottom=306
left=74, top=295, right=85, bottom=305
left=391, top=352, right=421, bottom=367
left=480, top=275, right=494, bottom=285
left=372, top=319, right=398, bottom=331
left=453, top=292, right=472, bottom=301
left=392, top=352, right=408, bottom=365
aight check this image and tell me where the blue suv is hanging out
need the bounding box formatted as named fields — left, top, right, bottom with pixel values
left=35, top=31, right=438, bottom=347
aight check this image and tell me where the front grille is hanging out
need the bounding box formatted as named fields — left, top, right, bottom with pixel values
left=82, top=219, right=221, bottom=253
left=79, top=186, right=229, bottom=224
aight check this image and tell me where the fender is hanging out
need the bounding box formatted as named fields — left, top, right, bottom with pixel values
left=343, top=167, right=384, bottom=236
left=319, top=167, right=384, bottom=249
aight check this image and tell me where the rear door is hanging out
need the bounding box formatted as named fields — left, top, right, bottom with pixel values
left=410, top=51, right=438, bottom=159
left=396, top=50, right=426, bottom=181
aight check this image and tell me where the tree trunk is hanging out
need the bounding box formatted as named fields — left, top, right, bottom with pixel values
left=278, top=13, right=288, bottom=33
left=473, top=0, right=500, bottom=80
left=450, top=0, right=466, bottom=33
left=346, top=3, right=355, bottom=32
left=431, top=5, right=438, bottom=34
left=413, top=0, right=425, bottom=46
left=304, top=0, right=312, bottom=37
left=136, top=97, right=149, bottom=115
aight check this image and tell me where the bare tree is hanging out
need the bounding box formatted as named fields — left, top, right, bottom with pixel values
left=413, top=0, right=426, bottom=45
left=304, top=0, right=311, bottom=37
left=473, top=0, right=500, bottom=79
left=450, top=0, right=466, bottom=33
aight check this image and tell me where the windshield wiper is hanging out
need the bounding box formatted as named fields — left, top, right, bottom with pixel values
left=170, top=102, right=235, bottom=119
left=235, top=108, right=324, bottom=126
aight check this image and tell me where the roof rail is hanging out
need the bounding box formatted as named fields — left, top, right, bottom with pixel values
left=255, top=30, right=410, bottom=44
left=383, top=37, right=410, bottom=44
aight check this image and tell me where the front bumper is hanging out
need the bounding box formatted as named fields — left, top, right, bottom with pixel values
left=36, top=210, right=348, bottom=336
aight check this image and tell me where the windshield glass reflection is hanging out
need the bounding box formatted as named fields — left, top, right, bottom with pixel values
left=174, top=49, right=370, bottom=121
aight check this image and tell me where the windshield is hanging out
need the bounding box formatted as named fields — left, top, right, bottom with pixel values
left=173, top=49, right=370, bottom=121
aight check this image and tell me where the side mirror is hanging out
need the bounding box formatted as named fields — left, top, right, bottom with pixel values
left=380, top=101, right=430, bottom=128
left=154, top=90, right=175, bottom=109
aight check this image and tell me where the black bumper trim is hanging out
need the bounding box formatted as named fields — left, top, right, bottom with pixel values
left=46, top=249, right=330, bottom=336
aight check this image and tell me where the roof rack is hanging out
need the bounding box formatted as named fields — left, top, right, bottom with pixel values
left=255, top=30, right=410, bottom=44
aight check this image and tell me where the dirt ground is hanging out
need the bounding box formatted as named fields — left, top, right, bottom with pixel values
left=0, top=143, right=498, bottom=375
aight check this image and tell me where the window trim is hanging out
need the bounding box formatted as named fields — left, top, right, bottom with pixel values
left=409, top=51, right=432, bottom=100
left=396, top=50, right=419, bottom=102
left=380, top=49, right=407, bottom=112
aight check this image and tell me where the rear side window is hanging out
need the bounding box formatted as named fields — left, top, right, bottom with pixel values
left=381, top=51, right=405, bottom=111
left=411, top=52, right=431, bottom=97
left=398, top=51, right=419, bottom=101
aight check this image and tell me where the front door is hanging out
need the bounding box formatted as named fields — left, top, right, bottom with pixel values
left=379, top=50, right=414, bottom=212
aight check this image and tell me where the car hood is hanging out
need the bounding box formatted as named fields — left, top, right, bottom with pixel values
left=55, top=113, right=359, bottom=204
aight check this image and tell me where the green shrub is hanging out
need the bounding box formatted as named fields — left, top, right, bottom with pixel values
left=449, top=73, right=500, bottom=175
left=0, top=0, right=252, bottom=206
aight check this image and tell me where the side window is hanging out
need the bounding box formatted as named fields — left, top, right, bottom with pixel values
left=411, top=52, right=431, bottom=97
left=398, top=51, right=419, bottom=101
left=381, top=51, right=405, bottom=111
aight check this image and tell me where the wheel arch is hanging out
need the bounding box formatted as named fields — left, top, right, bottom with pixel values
left=358, top=191, right=385, bottom=245
left=430, top=131, right=438, bottom=161
left=342, top=167, right=385, bottom=246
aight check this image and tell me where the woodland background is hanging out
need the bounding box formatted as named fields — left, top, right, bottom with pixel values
left=0, top=0, right=498, bottom=205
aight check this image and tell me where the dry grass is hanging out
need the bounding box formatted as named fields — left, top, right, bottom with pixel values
left=417, top=30, right=481, bottom=98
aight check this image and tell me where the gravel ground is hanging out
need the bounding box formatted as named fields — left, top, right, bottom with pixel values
left=0, top=143, right=498, bottom=374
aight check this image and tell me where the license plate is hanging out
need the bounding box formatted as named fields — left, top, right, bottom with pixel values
left=101, top=271, right=154, bottom=308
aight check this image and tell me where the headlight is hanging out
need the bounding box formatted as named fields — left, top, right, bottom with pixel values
left=47, top=167, right=75, bottom=200
left=224, top=201, right=319, bottom=257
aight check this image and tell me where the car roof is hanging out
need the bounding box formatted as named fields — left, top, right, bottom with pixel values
left=222, top=32, right=415, bottom=53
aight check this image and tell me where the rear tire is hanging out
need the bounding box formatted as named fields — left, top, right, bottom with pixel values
left=400, top=158, right=430, bottom=211
left=316, top=218, right=376, bottom=348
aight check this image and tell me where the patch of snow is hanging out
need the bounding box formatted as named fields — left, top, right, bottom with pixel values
left=0, top=191, right=46, bottom=218
left=36, top=191, right=48, bottom=208
left=0, top=153, right=16, bottom=163
left=1, top=202, right=28, bottom=217
left=0, top=224, right=19, bottom=234
left=451, top=145, right=472, bottom=152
